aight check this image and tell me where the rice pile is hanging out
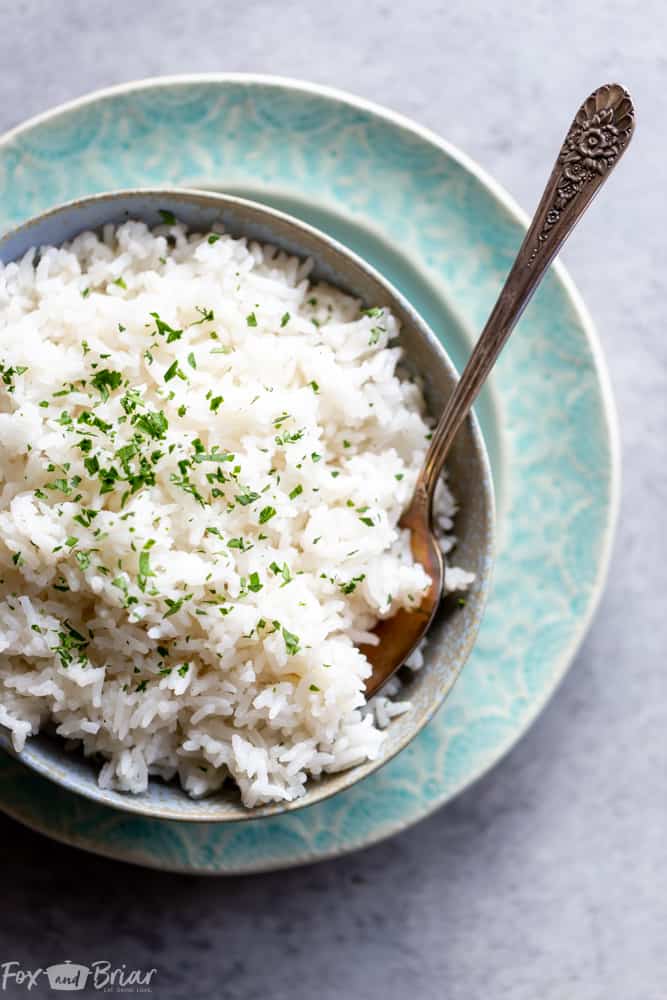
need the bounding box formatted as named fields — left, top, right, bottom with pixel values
left=0, top=218, right=472, bottom=806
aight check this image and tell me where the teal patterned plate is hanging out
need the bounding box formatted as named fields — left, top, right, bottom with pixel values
left=0, top=75, right=619, bottom=873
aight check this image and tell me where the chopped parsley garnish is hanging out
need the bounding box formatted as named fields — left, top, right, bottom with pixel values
left=259, top=506, right=276, bottom=524
left=269, top=561, right=293, bottom=587
left=74, top=551, right=91, bottom=571
left=309, top=380, right=320, bottom=393
left=112, top=575, right=138, bottom=608
left=193, top=306, right=214, bottom=324
left=163, top=595, right=192, bottom=618
left=137, top=539, right=156, bottom=592
left=158, top=209, right=176, bottom=225
left=52, top=621, right=88, bottom=668
left=247, top=572, right=263, bottom=593
left=209, top=395, right=223, bottom=413
left=207, top=234, right=221, bottom=245
left=235, top=490, right=259, bottom=506
left=81, top=287, right=90, bottom=298
left=309, top=684, right=320, bottom=692
left=151, top=312, right=183, bottom=344
left=282, top=627, right=300, bottom=656
left=275, top=429, right=304, bottom=446
left=91, top=369, right=122, bottom=402
left=289, top=484, right=303, bottom=500
left=280, top=312, right=290, bottom=328
left=164, top=360, right=186, bottom=383
left=227, top=537, right=251, bottom=551
left=0, top=363, right=29, bottom=393
left=246, top=312, right=258, bottom=327
left=187, top=352, right=197, bottom=369
left=359, top=516, right=375, bottom=527
left=113, top=276, right=127, bottom=289
left=73, top=508, right=98, bottom=528
left=177, top=663, right=190, bottom=678
left=339, top=573, right=366, bottom=595
left=134, top=408, right=168, bottom=439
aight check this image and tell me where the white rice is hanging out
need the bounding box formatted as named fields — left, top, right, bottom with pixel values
left=0, top=219, right=472, bottom=807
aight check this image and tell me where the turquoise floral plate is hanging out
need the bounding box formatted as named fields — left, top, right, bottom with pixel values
left=0, top=75, right=619, bottom=873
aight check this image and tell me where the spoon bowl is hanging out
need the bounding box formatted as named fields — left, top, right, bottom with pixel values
left=0, top=187, right=495, bottom=820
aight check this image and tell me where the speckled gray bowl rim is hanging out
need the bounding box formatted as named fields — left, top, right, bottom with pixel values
left=0, top=186, right=495, bottom=822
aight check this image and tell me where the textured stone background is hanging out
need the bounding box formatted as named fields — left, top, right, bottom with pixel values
left=0, top=2, right=663, bottom=999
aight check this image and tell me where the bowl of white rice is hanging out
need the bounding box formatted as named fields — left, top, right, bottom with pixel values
left=0, top=190, right=494, bottom=820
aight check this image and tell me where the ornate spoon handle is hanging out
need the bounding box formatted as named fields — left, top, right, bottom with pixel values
left=417, top=83, right=635, bottom=509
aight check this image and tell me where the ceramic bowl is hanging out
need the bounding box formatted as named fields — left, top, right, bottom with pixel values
left=0, top=188, right=494, bottom=820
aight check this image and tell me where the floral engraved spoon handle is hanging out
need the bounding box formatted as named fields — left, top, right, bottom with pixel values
left=417, top=83, right=635, bottom=500
left=365, top=83, right=635, bottom=696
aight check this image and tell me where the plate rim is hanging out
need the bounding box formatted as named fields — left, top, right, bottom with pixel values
left=0, top=73, right=620, bottom=870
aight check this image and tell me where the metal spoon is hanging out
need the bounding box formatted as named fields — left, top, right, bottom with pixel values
left=363, top=82, right=635, bottom=697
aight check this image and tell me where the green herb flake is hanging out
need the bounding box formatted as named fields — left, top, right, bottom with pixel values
left=339, top=573, right=366, bottom=595
left=74, top=551, right=91, bottom=571
left=246, top=312, right=258, bottom=327
left=280, top=312, right=290, bottom=328
left=91, top=369, right=122, bottom=402
left=235, top=490, right=259, bottom=507
left=163, top=360, right=185, bottom=383
left=248, top=572, right=263, bottom=593
left=289, top=484, right=303, bottom=500
left=137, top=540, right=156, bottom=592
left=150, top=312, right=183, bottom=344
left=193, top=306, right=214, bottom=325
left=73, top=508, right=98, bottom=528
left=227, top=537, right=250, bottom=551
left=163, top=594, right=191, bottom=618
left=270, top=561, right=293, bottom=587
left=158, top=209, right=176, bottom=225
left=210, top=395, right=223, bottom=413
left=259, top=506, right=276, bottom=524
left=52, top=620, right=88, bottom=668
left=282, top=627, right=301, bottom=656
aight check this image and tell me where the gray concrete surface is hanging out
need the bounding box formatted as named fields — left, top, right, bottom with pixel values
left=0, top=2, right=663, bottom=998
